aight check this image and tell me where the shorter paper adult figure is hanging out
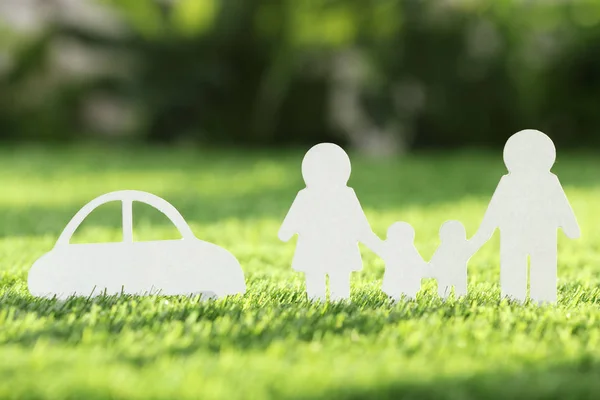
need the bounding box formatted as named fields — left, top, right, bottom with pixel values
left=278, top=143, right=380, bottom=302
left=379, top=222, right=428, bottom=301
left=429, top=220, right=482, bottom=299
left=472, top=129, right=580, bottom=303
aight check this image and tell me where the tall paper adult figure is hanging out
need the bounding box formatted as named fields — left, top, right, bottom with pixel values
left=278, top=143, right=380, bottom=302
left=473, top=129, right=580, bottom=303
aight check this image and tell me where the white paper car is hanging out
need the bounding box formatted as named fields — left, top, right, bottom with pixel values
left=28, top=190, right=246, bottom=300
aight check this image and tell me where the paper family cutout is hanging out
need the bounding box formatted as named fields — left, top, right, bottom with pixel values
left=279, top=130, right=580, bottom=304
left=25, top=129, right=579, bottom=304
left=28, top=190, right=246, bottom=300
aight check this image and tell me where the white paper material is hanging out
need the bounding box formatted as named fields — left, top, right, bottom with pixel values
left=279, top=131, right=579, bottom=305
left=28, top=190, right=246, bottom=299
left=279, top=143, right=380, bottom=302
left=380, top=222, right=427, bottom=300
left=428, top=220, right=483, bottom=299
left=473, top=129, right=580, bottom=303
left=26, top=129, right=577, bottom=305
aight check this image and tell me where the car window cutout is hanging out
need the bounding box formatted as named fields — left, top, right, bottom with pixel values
left=132, top=201, right=183, bottom=242
left=69, top=201, right=123, bottom=244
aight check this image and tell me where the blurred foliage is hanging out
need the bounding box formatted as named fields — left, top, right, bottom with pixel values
left=1, top=0, right=600, bottom=149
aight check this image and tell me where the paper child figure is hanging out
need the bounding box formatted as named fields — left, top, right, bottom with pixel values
left=473, top=129, right=580, bottom=303
left=429, top=220, right=481, bottom=299
left=379, top=222, right=427, bottom=301
left=278, top=143, right=380, bottom=302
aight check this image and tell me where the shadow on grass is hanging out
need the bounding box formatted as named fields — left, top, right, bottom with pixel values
left=298, top=357, right=600, bottom=400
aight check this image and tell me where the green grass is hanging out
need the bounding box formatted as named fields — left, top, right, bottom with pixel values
left=1, top=144, right=600, bottom=399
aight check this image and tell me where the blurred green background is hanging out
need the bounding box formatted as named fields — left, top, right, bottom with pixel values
left=1, top=0, right=600, bottom=153
left=3, top=3, right=600, bottom=398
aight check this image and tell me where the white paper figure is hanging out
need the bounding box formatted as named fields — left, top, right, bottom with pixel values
left=278, top=143, right=380, bottom=302
left=379, top=222, right=427, bottom=301
left=429, top=220, right=482, bottom=299
left=28, top=190, right=246, bottom=300
left=473, top=129, right=580, bottom=303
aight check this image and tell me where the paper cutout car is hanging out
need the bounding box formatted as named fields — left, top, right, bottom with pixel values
left=28, top=190, right=246, bottom=299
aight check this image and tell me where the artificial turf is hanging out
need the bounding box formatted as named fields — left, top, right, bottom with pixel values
left=1, top=144, right=599, bottom=399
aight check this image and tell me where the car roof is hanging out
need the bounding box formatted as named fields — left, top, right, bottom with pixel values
left=55, top=190, right=195, bottom=246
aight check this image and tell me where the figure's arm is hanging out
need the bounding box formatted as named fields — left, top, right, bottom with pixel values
left=472, top=176, right=507, bottom=246
left=278, top=191, right=304, bottom=242
left=363, top=232, right=386, bottom=257
left=553, top=176, right=580, bottom=239
left=423, top=249, right=437, bottom=279
left=465, top=236, right=485, bottom=258
left=349, top=189, right=382, bottom=253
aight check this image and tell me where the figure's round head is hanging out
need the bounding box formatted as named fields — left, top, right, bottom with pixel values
left=301, top=143, right=351, bottom=188
left=503, top=129, right=556, bottom=174
left=387, top=221, right=415, bottom=243
left=439, top=220, right=466, bottom=242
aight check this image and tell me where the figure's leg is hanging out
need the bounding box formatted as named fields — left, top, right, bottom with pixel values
left=403, top=292, right=417, bottom=301
left=397, top=273, right=416, bottom=300
left=454, top=271, right=468, bottom=298
left=305, top=273, right=326, bottom=302
left=405, top=278, right=420, bottom=300
left=500, top=241, right=527, bottom=302
left=381, top=268, right=399, bottom=299
left=330, top=272, right=351, bottom=301
left=438, top=280, right=451, bottom=300
left=529, top=238, right=558, bottom=304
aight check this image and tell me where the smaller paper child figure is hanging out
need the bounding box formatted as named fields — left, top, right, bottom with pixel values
left=278, top=143, right=380, bottom=302
left=379, top=222, right=428, bottom=300
left=429, top=220, right=482, bottom=299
